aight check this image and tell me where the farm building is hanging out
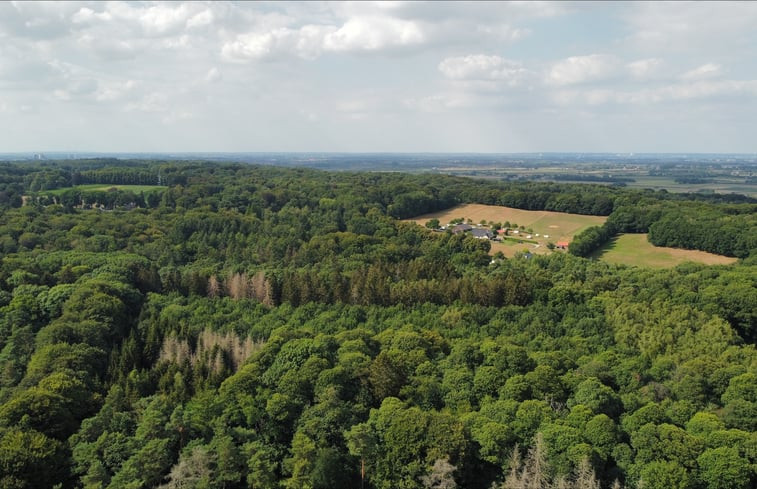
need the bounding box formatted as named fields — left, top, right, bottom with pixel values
left=471, top=228, right=493, bottom=239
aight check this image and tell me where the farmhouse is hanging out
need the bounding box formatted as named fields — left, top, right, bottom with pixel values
left=471, top=228, right=493, bottom=239
left=452, top=224, right=473, bottom=234
left=556, top=241, right=569, bottom=249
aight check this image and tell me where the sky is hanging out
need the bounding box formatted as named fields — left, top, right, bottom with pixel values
left=1, top=1, right=756, bottom=154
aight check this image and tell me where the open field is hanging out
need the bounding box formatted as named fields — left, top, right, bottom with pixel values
left=434, top=163, right=757, bottom=198
left=489, top=239, right=549, bottom=258
left=593, top=234, right=738, bottom=268
left=623, top=176, right=757, bottom=197
left=406, top=203, right=606, bottom=257
left=46, top=184, right=167, bottom=195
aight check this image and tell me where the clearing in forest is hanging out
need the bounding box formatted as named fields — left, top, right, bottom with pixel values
left=593, top=234, right=738, bottom=268
left=406, top=203, right=607, bottom=257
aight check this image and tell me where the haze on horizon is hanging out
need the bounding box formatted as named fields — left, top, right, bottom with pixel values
left=1, top=1, right=756, bottom=154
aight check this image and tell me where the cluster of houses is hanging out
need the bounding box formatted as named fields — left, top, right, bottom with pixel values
left=443, top=222, right=552, bottom=241
left=447, top=223, right=493, bottom=239
left=435, top=221, right=570, bottom=250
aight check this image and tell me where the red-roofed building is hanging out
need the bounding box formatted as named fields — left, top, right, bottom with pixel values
left=556, top=241, right=569, bottom=249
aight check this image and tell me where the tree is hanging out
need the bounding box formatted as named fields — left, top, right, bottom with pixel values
left=583, top=414, right=618, bottom=461
left=0, top=427, right=69, bottom=488
left=158, top=444, right=214, bottom=489
left=573, top=457, right=600, bottom=489
left=638, top=460, right=690, bottom=489
left=569, top=378, right=621, bottom=418
left=345, top=423, right=376, bottom=489
left=502, top=433, right=550, bottom=489
left=245, top=441, right=279, bottom=489
left=421, top=457, right=457, bottom=489
left=697, top=447, right=751, bottom=489
left=213, top=429, right=244, bottom=488
left=721, top=373, right=757, bottom=430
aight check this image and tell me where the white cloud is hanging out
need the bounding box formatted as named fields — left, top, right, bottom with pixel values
left=438, top=55, right=529, bottom=85
left=76, top=33, right=139, bottom=60
left=204, top=67, right=221, bottom=83
left=221, top=30, right=286, bottom=62
left=665, top=79, right=757, bottom=100
left=681, top=63, right=722, bottom=80
left=626, top=58, right=663, bottom=80
left=137, top=3, right=196, bottom=37
left=405, top=93, right=475, bottom=113
left=71, top=7, right=113, bottom=25
left=95, top=80, right=137, bottom=102
left=0, top=1, right=79, bottom=39
left=126, top=92, right=168, bottom=113
left=0, top=1, right=754, bottom=152
left=187, top=9, right=214, bottom=29
left=221, top=15, right=425, bottom=62
left=547, top=54, right=620, bottom=86
left=324, top=16, right=424, bottom=52
left=623, top=2, right=757, bottom=57
left=552, top=78, right=757, bottom=107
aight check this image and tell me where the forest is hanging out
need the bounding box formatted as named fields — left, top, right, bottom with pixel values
left=0, top=159, right=755, bottom=489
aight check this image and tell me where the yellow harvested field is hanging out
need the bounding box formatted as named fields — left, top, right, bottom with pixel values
left=405, top=204, right=607, bottom=257
left=594, top=234, right=738, bottom=268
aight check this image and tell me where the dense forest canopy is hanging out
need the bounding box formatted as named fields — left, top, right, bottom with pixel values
left=0, top=159, right=755, bottom=489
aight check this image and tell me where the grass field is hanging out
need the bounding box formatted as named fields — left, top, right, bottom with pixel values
left=46, top=184, right=166, bottom=195
left=406, top=203, right=606, bottom=257
left=624, top=176, right=757, bottom=198
left=592, top=234, right=737, bottom=268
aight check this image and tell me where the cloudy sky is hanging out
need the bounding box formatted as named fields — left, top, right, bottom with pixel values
left=1, top=1, right=756, bottom=153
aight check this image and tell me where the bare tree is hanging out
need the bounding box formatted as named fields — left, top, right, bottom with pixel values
left=523, top=433, right=550, bottom=489
left=227, top=272, right=249, bottom=300
left=158, top=445, right=215, bottom=489
left=207, top=274, right=221, bottom=298
left=250, top=270, right=273, bottom=304
left=573, top=458, right=600, bottom=489
left=421, top=457, right=457, bottom=489
left=498, top=437, right=621, bottom=489
left=160, top=329, right=263, bottom=372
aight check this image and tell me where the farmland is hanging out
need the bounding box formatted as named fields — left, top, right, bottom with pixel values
left=592, top=233, right=738, bottom=268
left=406, top=203, right=607, bottom=257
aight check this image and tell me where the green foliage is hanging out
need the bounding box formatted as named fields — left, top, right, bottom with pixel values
left=569, top=224, right=613, bottom=257
left=697, top=447, right=752, bottom=489
left=569, top=378, right=621, bottom=418
left=0, top=159, right=755, bottom=489
left=0, top=427, right=69, bottom=488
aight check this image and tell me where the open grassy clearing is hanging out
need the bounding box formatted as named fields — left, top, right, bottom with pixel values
left=407, top=203, right=606, bottom=241
left=46, top=184, right=167, bottom=195
left=593, top=233, right=738, bottom=268
left=406, top=203, right=606, bottom=257
left=489, top=239, right=553, bottom=258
